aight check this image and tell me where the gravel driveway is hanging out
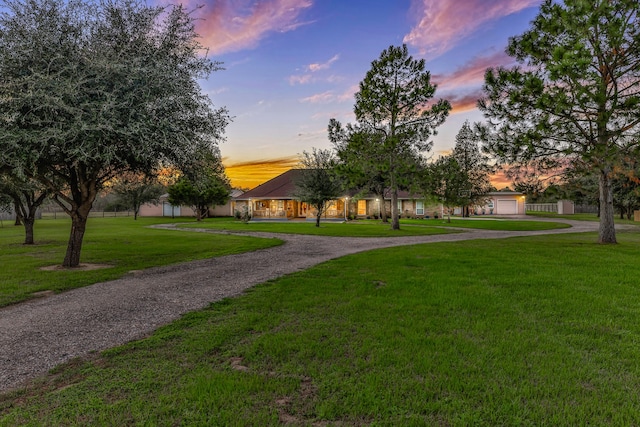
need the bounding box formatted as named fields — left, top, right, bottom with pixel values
left=0, top=219, right=599, bottom=393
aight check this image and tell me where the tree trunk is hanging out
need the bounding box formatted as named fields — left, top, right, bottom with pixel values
left=63, top=212, right=89, bottom=267
left=598, top=168, right=617, bottom=244
left=315, top=202, right=323, bottom=227
left=391, top=189, right=400, bottom=230
left=23, top=217, right=35, bottom=245
left=13, top=201, right=21, bottom=226
left=22, top=215, right=36, bottom=245
left=379, top=193, right=388, bottom=223
left=62, top=194, right=95, bottom=267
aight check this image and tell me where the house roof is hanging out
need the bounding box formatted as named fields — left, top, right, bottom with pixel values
left=234, top=169, right=303, bottom=200
left=229, top=188, right=244, bottom=198
left=234, top=169, right=427, bottom=201
left=487, top=191, right=524, bottom=196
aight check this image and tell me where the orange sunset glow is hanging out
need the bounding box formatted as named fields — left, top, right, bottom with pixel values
left=224, top=157, right=300, bottom=189
left=225, top=158, right=514, bottom=191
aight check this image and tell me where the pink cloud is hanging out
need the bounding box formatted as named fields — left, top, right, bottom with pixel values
left=430, top=51, right=518, bottom=114
left=338, top=84, right=359, bottom=102
left=445, top=89, right=485, bottom=114
left=433, top=51, right=515, bottom=90
left=191, top=0, right=314, bottom=55
left=403, top=0, right=541, bottom=56
left=307, top=54, right=340, bottom=72
left=300, top=85, right=355, bottom=104
left=300, top=91, right=335, bottom=104
left=289, top=54, right=340, bottom=85
left=289, top=74, right=314, bottom=85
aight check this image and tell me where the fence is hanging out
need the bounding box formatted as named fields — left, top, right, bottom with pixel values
left=40, top=210, right=133, bottom=219
left=526, top=203, right=557, bottom=213
left=0, top=211, right=42, bottom=221
left=575, top=204, right=598, bottom=214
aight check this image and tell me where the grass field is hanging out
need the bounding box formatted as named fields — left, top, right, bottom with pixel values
left=402, top=217, right=571, bottom=231
left=179, top=216, right=569, bottom=235
left=0, top=216, right=568, bottom=307
left=0, top=217, right=281, bottom=307
left=526, top=211, right=638, bottom=226
left=3, top=227, right=640, bottom=425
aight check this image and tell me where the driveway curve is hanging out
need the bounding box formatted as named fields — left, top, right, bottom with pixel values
left=0, top=218, right=600, bottom=393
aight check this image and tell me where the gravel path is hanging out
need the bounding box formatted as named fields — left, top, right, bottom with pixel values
left=0, top=219, right=600, bottom=393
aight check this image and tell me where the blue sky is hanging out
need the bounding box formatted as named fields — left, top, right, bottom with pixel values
left=177, top=0, right=543, bottom=187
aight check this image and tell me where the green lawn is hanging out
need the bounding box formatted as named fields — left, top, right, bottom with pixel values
left=404, top=217, right=571, bottom=231
left=0, top=215, right=569, bottom=307
left=0, top=217, right=281, bottom=307
left=526, top=210, right=639, bottom=226
left=3, top=229, right=640, bottom=425
left=178, top=216, right=569, bottom=235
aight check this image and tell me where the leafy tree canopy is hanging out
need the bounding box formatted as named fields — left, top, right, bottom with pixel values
left=0, top=0, right=230, bottom=265
left=451, top=121, right=494, bottom=216
left=479, top=0, right=640, bottom=243
left=110, top=174, right=165, bottom=220
left=294, top=148, right=343, bottom=227
left=330, top=44, right=450, bottom=230
left=167, top=148, right=231, bottom=221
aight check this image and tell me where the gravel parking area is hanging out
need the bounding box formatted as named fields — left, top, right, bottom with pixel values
left=0, top=219, right=599, bottom=393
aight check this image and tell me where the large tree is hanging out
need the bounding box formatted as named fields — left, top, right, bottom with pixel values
left=479, top=0, right=640, bottom=243
left=168, top=149, right=231, bottom=222
left=0, top=173, right=50, bottom=244
left=451, top=121, right=493, bottom=217
left=0, top=0, right=229, bottom=266
left=294, top=148, right=343, bottom=227
left=110, top=174, right=165, bottom=220
left=330, top=124, right=389, bottom=222
left=612, top=154, right=640, bottom=220
left=426, top=155, right=467, bottom=223
left=330, top=44, right=451, bottom=230
left=0, top=193, right=11, bottom=226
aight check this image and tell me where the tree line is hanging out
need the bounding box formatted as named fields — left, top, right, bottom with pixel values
left=297, top=0, right=640, bottom=240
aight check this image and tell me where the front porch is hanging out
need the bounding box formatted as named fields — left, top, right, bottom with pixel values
left=234, top=198, right=347, bottom=221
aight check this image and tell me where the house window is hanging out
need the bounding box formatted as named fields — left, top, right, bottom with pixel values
left=416, top=201, right=424, bottom=215
left=357, top=200, right=367, bottom=215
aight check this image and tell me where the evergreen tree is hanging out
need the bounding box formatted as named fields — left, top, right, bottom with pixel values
left=479, top=0, right=640, bottom=243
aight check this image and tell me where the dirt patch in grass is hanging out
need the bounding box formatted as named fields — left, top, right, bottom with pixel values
left=39, top=263, right=113, bottom=271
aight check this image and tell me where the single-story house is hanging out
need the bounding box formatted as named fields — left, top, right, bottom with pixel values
left=232, top=169, right=443, bottom=221
left=138, top=189, right=243, bottom=218
left=233, top=170, right=527, bottom=220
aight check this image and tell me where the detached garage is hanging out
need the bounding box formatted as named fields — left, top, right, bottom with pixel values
left=478, top=191, right=526, bottom=215
left=496, top=199, right=518, bottom=215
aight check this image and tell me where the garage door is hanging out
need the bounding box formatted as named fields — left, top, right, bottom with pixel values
left=496, top=200, right=517, bottom=215
left=163, top=202, right=180, bottom=217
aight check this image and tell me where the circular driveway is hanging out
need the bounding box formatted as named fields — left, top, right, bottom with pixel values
left=0, top=219, right=600, bottom=392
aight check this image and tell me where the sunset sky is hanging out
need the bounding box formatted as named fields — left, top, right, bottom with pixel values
left=173, top=0, right=543, bottom=189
